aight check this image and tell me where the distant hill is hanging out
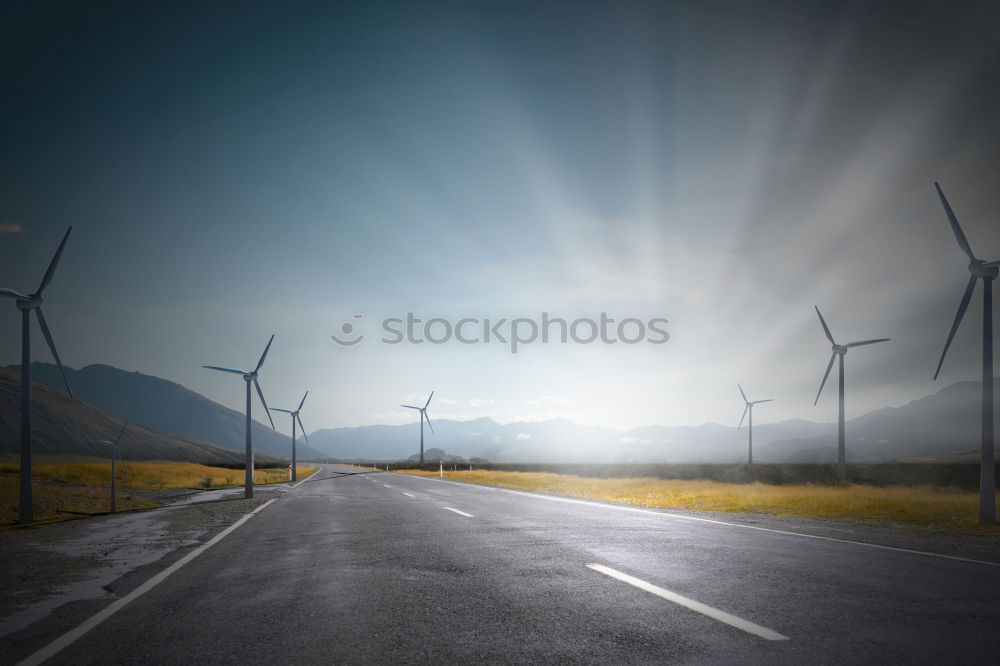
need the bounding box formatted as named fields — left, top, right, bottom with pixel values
left=754, top=379, right=1000, bottom=463
left=9, top=362, right=996, bottom=464
left=405, top=448, right=472, bottom=463
left=5, top=363, right=324, bottom=461
left=308, top=417, right=630, bottom=463
left=307, top=415, right=838, bottom=463
left=307, top=380, right=1000, bottom=463
left=0, top=367, right=276, bottom=463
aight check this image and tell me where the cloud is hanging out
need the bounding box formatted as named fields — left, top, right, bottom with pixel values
left=438, top=398, right=460, bottom=405
left=0, top=223, right=23, bottom=234
left=369, top=410, right=416, bottom=421
left=515, top=433, right=531, bottom=440
left=524, top=395, right=575, bottom=406
left=436, top=411, right=492, bottom=421
left=469, top=397, right=495, bottom=407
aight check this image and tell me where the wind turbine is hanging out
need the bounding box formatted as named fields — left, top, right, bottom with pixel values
left=203, top=335, right=276, bottom=498
left=932, top=182, right=999, bottom=525
left=1, top=227, right=74, bottom=524
left=92, top=423, right=127, bottom=513
left=273, top=391, right=308, bottom=482
left=738, top=385, right=772, bottom=465
left=813, top=306, right=889, bottom=480
left=401, top=391, right=434, bottom=464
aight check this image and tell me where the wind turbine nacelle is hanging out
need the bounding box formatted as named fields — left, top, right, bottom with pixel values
left=15, top=294, right=42, bottom=311
left=969, top=260, right=999, bottom=279
left=833, top=345, right=847, bottom=355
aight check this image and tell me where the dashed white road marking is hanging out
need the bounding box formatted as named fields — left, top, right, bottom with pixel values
left=586, top=563, right=788, bottom=641
left=412, top=476, right=999, bottom=567
left=18, top=499, right=279, bottom=666
left=443, top=507, right=473, bottom=517
left=402, top=492, right=415, bottom=498
left=383, top=484, right=392, bottom=488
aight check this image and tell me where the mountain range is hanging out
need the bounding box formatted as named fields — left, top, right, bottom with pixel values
left=8, top=362, right=998, bottom=465
left=306, top=379, right=1000, bottom=463
left=0, top=367, right=261, bottom=463
left=4, top=363, right=324, bottom=461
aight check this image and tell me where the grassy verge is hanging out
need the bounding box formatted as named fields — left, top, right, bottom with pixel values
left=395, top=469, right=1000, bottom=534
left=1, top=459, right=320, bottom=526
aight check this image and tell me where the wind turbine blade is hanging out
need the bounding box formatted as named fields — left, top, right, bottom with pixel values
left=984, top=258, right=1000, bottom=268
left=114, top=422, right=128, bottom=445
left=203, top=365, right=248, bottom=375
left=254, top=378, right=275, bottom=428
left=35, top=308, right=73, bottom=397
left=845, top=338, right=890, bottom=348
left=424, top=390, right=434, bottom=409
left=272, top=408, right=294, bottom=414
left=814, top=353, right=836, bottom=405
left=255, top=334, right=275, bottom=373
left=814, top=306, right=835, bottom=345
left=754, top=399, right=773, bottom=404
left=0, top=288, right=29, bottom=299
left=934, top=273, right=977, bottom=380
left=401, top=404, right=421, bottom=410
left=738, top=384, right=747, bottom=402
left=37, top=227, right=72, bottom=295
left=297, top=414, right=308, bottom=442
left=738, top=404, right=748, bottom=429
left=424, top=411, right=435, bottom=435
left=298, top=390, right=308, bottom=411
left=935, top=182, right=977, bottom=261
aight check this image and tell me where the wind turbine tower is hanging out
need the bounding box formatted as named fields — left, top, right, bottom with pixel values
left=203, top=335, right=276, bottom=498
left=401, top=391, right=435, bottom=464
left=813, top=307, right=889, bottom=480
left=273, top=391, right=309, bottom=482
left=738, top=385, right=772, bottom=465
left=1, top=227, right=74, bottom=524
left=931, top=182, right=999, bottom=524
left=92, top=423, right=127, bottom=513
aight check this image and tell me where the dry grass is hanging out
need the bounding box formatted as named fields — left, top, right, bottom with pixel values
left=396, top=469, right=1000, bottom=534
left=0, top=479, right=157, bottom=525
left=0, top=458, right=319, bottom=526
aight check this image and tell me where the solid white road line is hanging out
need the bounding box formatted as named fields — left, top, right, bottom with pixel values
left=402, top=492, right=416, bottom=498
left=290, top=465, right=322, bottom=489
left=443, top=507, right=474, bottom=517
left=586, top=563, right=789, bottom=641
left=414, top=477, right=999, bottom=567
left=17, top=498, right=279, bottom=666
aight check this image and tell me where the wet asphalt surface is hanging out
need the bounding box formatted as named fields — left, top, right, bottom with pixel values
left=5, top=464, right=1000, bottom=664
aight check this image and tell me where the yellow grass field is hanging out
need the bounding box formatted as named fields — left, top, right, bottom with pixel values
left=0, top=459, right=319, bottom=526
left=396, top=469, right=1000, bottom=534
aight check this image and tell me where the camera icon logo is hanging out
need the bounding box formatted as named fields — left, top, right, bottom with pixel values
left=331, top=314, right=365, bottom=346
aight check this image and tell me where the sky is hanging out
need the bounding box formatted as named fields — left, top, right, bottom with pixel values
left=2, top=0, right=1000, bottom=436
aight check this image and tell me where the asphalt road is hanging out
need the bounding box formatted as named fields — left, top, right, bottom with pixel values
left=16, top=465, right=1000, bottom=664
